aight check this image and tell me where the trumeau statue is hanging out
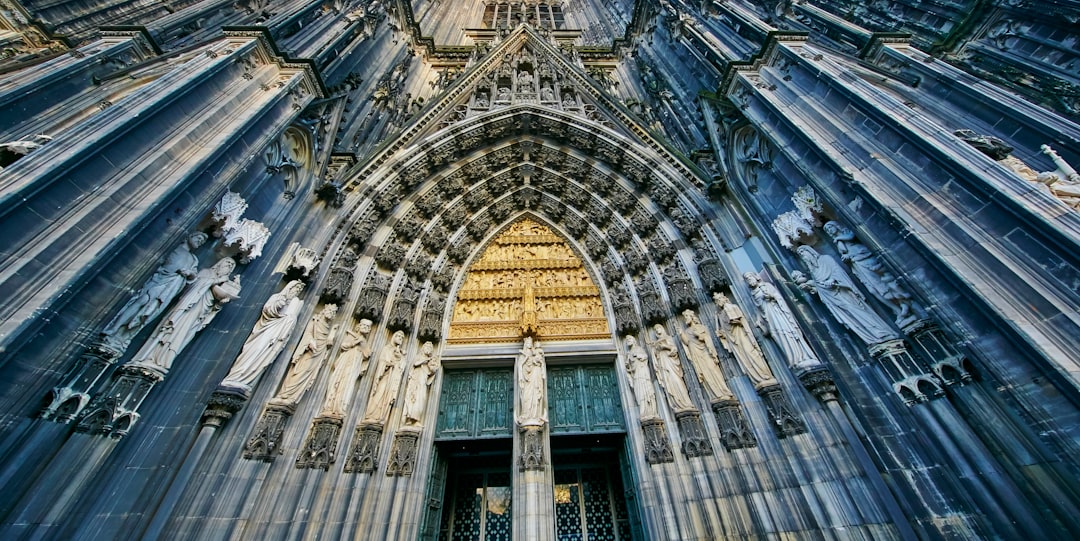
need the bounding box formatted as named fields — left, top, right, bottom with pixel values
left=318, top=318, right=373, bottom=418
left=360, top=330, right=407, bottom=424
left=713, top=294, right=778, bottom=390
left=677, top=313, right=737, bottom=402
left=516, top=336, right=547, bottom=426
left=101, top=232, right=208, bottom=353
left=269, top=304, right=339, bottom=408
left=126, top=257, right=241, bottom=375
left=402, top=341, right=439, bottom=427
left=794, top=246, right=899, bottom=346
left=623, top=335, right=659, bottom=420
left=823, top=221, right=917, bottom=328
left=219, top=280, right=306, bottom=394
left=648, top=324, right=696, bottom=412
left=744, top=272, right=822, bottom=371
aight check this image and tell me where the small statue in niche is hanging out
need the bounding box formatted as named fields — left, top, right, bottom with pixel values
left=360, top=330, right=407, bottom=424
left=497, top=87, right=511, bottom=101
left=269, top=304, right=339, bottom=407
left=744, top=272, right=822, bottom=371
left=101, top=232, right=208, bottom=353
left=648, top=324, right=696, bottom=412
left=126, top=257, right=241, bottom=374
left=624, top=335, right=659, bottom=420
left=401, top=341, right=439, bottom=427
left=474, top=91, right=489, bottom=108
left=823, top=221, right=917, bottom=328
left=540, top=85, right=555, bottom=101
left=713, top=294, right=778, bottom=390
left=677, top=312, right=736, bottom=402
left=516, top=336, right=547, bottom=426
left=318, top=318, right=373, bottom=418
left=219, top=280, right=306, bottom=394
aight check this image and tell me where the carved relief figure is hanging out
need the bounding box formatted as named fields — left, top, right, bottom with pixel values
left=624, top=335, right=658, bottom=419
left=101, top=232, right=208, bottom=352
left=744, top=272, right=822, bottom=370
left=794, top=246, right=898, bottom=346
left=648, top=324, right=696, bottom=412
left=270, top=304, right=340, bottom=407
left=127, top=257, right=241, bottom=374
left=713, top=295, right=778, bottom=390
left=402, top=341, right=439, bottom=426
left=516, top=336, right=547, bottom=426
left=319, top=318, right=373, bottom=418
left=360, top=330, right=407, bottom=424
left=823, top=222, right=916, bottom=327
left=677, top=313, right=737, bottom=402
left=220, top=280, right=306, bottom=394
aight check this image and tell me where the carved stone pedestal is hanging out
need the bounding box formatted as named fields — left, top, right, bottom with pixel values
left=675, top=410, right=713, bottom=457
left=869, top=339, right=945, bottom=405
left=202, top=387, right=249, bottom=429
left=344, top=422, right=384, bottom=473
left=386, top=427, right=421, bottom=476
left=905, top=321, right=976, bottom=386
left=243, top=402, right=296, bottom=461
left=640, top=417, right=674, bottom=464
left=710, top=400, right=756, bottom=451
left=519, top=423, right=545, bottom=471
left=797, top=366, right=839, bottom=403
left=41, top=347, right=119, bottom=423
left=757, top=384, right=807, bottom=438
left=74, top=364, right=163, bottom=438
left=296, top=416, right=344, bottom=470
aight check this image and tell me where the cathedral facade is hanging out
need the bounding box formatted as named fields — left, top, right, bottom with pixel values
left=0, top=0, right=1078, bottom=539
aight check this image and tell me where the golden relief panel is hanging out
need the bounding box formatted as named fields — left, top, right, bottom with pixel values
left=448, top=218, right=609, bottom=343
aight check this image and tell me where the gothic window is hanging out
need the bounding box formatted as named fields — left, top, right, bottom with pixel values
left=483, top=2, right=564, bottom=29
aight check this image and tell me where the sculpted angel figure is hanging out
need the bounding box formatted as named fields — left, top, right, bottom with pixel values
left=648, top=324, right=696, bottom=412
left=101, top=232, right=208, bottom=352
left=270, top=304, right=339, bottom=407
left=794, top=246, right=898, bottom=346
left=361, top=330, right=407, bottom=424
left=823, top=221, right=916, bottom=327
left=713, top=294, right=778, bottom=390
left=127, top=257, right=241, bottom=375
left=744, top=272, right=822, bottom=370
left=318, top=318, right=373, bottom=418
left=402, top=341, right=440, bottom=426
left=219, top=280, right=306, bottom=394
left=516, top=336, right=547, bottom=426
left=623, top=335, right=659, bottom=420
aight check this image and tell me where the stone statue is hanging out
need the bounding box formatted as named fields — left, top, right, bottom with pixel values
left=648, top=324, right=696, bottom=412
left=101, top=232, right=208, bottom=352
left=360, top=330, right=406, bottom=424
left=712, top=295, right=778, bottom=390
left=623, top=335, right=659, bottom=419
left=516, top=336, right=547, bottom=426
left=269, top=304, right=340, bottom=408
left=219, top=280, right=306, bottom=394
left=677, top=313, right=736, bottom=402
left=318, top=318, right=373, bottom=418
left=540, top=85, right=555, bottom=101
left=744, top=272, right=822, bottom=370
left=126, top=257, right=241, bottom=375
left=823, top=221, right=916, bottom=327
left=794, top=246, right=899, bottom=346
left=402, top=341, right=439, bottom=426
